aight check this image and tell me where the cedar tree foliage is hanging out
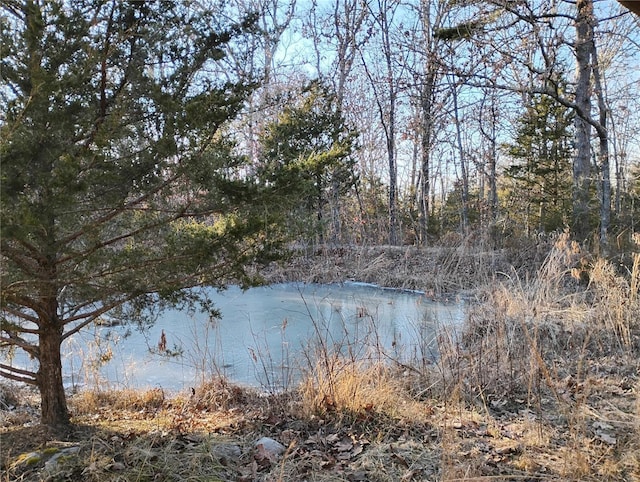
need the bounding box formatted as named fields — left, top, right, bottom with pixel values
left=258, top=81, right=358, bottom=240
left=0, top=1, right=285, bottom=428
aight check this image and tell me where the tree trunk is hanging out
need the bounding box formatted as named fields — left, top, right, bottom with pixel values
left=416, top=0, right=440, bottom=247
left=387, top=119, right=399, bottom=246
left=330, top=177, right=342, bottom=244
left=418, top=69, right=436, bottom=246
left=598, top=130, right=610, bottom=245
left=316, top=175, right=325, bottom=245
left=573, top=0, right=595, bottom=240
left=381, top=4, right=399, bottom=246
left=38, top=319, right=70, bottom=428
left=451, top=79, right=469, bottom=234
left=591, top=42, right=610, bottom=246
left=486, top=98, right=498, bottom=224
left=618, top=1, right=640, bottom=15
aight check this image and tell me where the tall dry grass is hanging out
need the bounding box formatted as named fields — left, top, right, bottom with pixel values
left=438, top=232, right=639, bottom=400
left=293, top=293, right=433, bottom=428
left=434, top=231, right=640, bottom=480
left=299, top=356, right=430, bottom=424
left=71, top=387, right=166, bottom=415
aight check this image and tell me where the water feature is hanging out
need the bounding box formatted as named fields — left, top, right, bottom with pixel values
left=6, top=282, right=465, bottom=393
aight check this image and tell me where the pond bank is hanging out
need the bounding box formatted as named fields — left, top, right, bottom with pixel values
left=3, top=238, right=639, bottom=481
left=261, top=243, right=548, bottom=295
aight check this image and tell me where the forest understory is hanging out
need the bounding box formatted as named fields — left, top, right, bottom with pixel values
left=2, top=233, right=639, bottom=482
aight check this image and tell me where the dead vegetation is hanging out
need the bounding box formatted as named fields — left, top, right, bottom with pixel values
left=2, top=233, right=639, bottom=481
left=263, top=235, right=551, bottom=297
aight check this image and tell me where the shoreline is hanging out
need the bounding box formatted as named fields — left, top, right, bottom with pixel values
left=3, top=240, right=639, bottom=482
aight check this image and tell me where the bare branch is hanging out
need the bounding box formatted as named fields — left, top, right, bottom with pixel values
left=0, top=363, right=38, bottom=385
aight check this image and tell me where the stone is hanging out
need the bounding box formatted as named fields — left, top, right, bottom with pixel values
left=12, top=451, right=43, bottom=469
left=211, top=443, right=242, bottom=460
left=44, top=446, right=81, bottom=472
left=254, top=437, right=285, bottom=457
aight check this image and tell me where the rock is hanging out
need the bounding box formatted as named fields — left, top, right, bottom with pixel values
left=211, top=443, right=242, bottom=460
left=254, top=437, right=286, bottom=458
left=106, top=461, right=126, bottom=471
left=11, top=446, right=81, bottom=473
left=44, top=446, right=81, bottom=472
left=11, top=451, right=43, bottom=469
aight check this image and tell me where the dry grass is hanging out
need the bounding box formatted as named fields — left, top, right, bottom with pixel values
left=264, top=240, right=518, bottom=296
left=440, top=232, right=639, bottom=396
left=71, top=387, right=166, bottom=415
left=299, top=357, right=432, bottom=424
left=3, top=233, right=639, bottom=481
left=434, top=231, right=640, bottom=481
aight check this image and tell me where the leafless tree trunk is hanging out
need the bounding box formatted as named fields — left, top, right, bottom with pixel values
left=451, top=76, right=469, bottom=233
left=479, top=93, right=499, bottom=226
left=572, top=0, right=612, bottom=245
left=573, top=0, right=596, bottom=241
left=360, top=0, right=400, bottom=245
left=415, top=0, right=443, bottom=246
left=591, top=41, right=610, bottom=245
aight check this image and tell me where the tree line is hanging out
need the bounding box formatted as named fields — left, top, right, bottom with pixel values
left=226, top=0, right=640, bottom=248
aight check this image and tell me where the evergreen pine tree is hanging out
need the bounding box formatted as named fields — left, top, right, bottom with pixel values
left=1, top=1, right=283, bottom=428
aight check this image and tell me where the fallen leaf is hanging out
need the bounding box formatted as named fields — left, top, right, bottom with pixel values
left=337, top=451, right=353, bottom=461
left=350, top=443, right=364, bottom=457
left=336, top=440, right=353, bottom=452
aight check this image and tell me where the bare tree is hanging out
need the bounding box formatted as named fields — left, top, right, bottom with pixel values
left=436, top=0, right=638, bottom=243
left=224, top=0, right=298, bottom=164
left=413, top=0, right=448, bottom=245
left=359, top=0, right=403, bottom=245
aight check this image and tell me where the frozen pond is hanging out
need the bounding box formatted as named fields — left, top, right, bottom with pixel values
left=7, top=282, right=465, bottom=393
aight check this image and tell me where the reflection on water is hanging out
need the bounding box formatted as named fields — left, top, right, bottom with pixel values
left=10, top=283, right=465, bottom=393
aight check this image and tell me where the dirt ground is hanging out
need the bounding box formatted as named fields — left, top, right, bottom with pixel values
left=1, top=363, right=638, bottom=481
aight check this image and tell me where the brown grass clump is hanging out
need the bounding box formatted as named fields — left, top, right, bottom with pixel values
left=586, top=254, right=639, bottom=348
left=299, top=357, right=432, bottom=425
left=187, top=376, right=259, bottom=411
left=70, top=387, right=166, bottom=415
